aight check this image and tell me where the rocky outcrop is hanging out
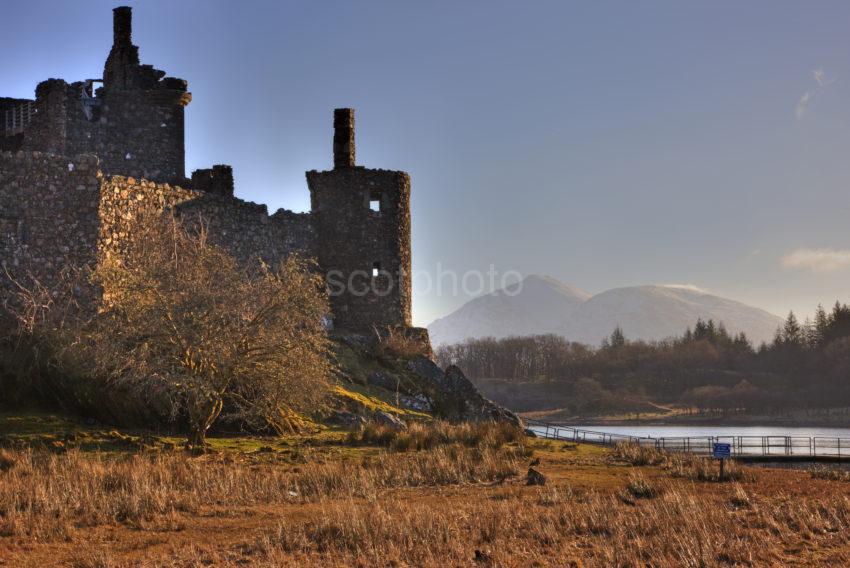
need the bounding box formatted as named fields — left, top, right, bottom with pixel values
left=407, top=357, right=521, bottom=426
left=333, top=331, right=521, bottom=427
left=373, top=410, right=407, bottom=430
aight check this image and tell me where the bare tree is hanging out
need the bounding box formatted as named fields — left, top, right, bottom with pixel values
left=92, top=216, right=334, bottom=446
left=5, top=215, right=334, bottom=447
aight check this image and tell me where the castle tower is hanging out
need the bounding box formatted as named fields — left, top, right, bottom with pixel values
left=307, top=109, right=412, bottom=331
left=97, top=6, right=191, bottom=183
left=103, top=6, right=140, bottom=89
left=20, top=6, right=191, bottom=184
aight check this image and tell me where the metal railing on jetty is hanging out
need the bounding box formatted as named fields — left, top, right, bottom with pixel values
left=525, top=419, right=850, bottom=459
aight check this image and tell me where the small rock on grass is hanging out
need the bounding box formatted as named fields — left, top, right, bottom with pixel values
left=526, top=467, right=546, bottom=486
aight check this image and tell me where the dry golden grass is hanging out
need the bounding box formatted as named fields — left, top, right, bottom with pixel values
left=614, top=441, right=755, bottom=482
left=56, top=474, right=850, bottom=567
left=0, top=433, right=523, bottom=544
left=376, top=325, right=432, bottom=359
left=247, top=485, right=850, bottom=567
left=810, top=465, right=850, bottom=482
left=2, top=427, right=850, bottom=566
left=349, top=420, right=526, bottom=452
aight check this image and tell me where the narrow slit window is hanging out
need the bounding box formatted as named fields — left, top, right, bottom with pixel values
left=372, top=262, right=381, bottom=277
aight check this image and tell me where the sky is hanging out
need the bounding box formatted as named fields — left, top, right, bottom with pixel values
left=3, top=0, right=850, bottom=327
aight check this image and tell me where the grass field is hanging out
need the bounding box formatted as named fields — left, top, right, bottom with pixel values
left=1, top=414, right=849, bottom=567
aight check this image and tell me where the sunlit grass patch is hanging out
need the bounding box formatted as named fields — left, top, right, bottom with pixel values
left=333, top=384, right=431, bottom=420
left=348, top=421, right=526, bottom=452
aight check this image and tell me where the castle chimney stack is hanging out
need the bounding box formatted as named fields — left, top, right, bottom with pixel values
left=333, top=108, right=355, bottom=169
left=113, top=6, right=132, bottom=46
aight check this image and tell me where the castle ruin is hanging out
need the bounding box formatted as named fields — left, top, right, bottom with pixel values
left=0, top=7, right=413, bottom=333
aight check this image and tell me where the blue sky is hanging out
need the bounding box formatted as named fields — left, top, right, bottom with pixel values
left=4, top=0, right=850, bottom=326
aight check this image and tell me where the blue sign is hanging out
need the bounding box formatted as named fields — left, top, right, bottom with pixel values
left=713, top=442, right=731, bottom=459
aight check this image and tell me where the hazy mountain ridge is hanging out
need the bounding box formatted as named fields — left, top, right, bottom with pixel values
left=428, top=275, right=783, bottom=347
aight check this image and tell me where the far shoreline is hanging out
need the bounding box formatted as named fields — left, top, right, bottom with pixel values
left=522, top=410, right=850, bottom=429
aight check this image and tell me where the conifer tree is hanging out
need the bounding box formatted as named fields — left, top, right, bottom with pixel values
left=782, top=311, right=803, bottom=347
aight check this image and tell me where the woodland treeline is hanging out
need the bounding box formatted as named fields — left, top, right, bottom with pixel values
left=435, top=304, right=850, bottom=414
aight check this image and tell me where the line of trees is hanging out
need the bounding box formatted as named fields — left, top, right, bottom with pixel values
left=435, top=303, right=850, bottom=414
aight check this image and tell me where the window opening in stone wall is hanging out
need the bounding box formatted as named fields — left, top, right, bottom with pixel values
left=81, top=79, right=103, bottom=121
left=369, top=189, right=381, bottom=213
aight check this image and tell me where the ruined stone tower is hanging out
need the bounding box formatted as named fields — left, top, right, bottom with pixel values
left=2, top=9, right=415, bottom=335
left=307, top=109, right=412, bottom=331
left=9, top=6, right=190, bottom=184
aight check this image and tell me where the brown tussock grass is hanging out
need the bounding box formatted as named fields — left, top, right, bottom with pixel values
left=614, top=441, right=756, bottom=482
left=349, top=420, right=526, bottom=452
left=375, top=325, right=432, bottom=360
left=0, top=442, right=521, bottom=541
left=3, top=430, right=850, bottom=566
left=244, top=482, right=850, bottom=567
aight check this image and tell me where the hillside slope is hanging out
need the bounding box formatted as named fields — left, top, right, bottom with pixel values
left=428, top=276, right=782, bottom=346
left=427, top=275, right=591, bottom=346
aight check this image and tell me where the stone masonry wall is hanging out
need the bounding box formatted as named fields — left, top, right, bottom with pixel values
left=99, top=176, right=315, bottom=269
left=22, top=79, right=189, bottom=186
left=308, top=166, right=412, bottom=331
left=0, top=152, right=102, bottom=292
left=0, top=98, right=32, bottom=152
left=1, top=153, right=315, bottom=316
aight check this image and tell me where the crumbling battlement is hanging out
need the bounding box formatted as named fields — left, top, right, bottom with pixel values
left=7, top=7, right=190, bottom=184
left=1, top=7, right=413, bottom=334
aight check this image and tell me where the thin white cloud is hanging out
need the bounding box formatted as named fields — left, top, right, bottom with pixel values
left=664, top=284, right=709, bottom=293
left=813, top=68, right=836, bottom=87
left=796, top=91, right=813, bottom=118
left=781, top=248, right=850, bottom=273
left=796, top=68, right=837, bottom=119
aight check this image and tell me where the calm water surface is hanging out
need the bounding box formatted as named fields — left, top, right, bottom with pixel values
left=569, top=425, right=850, bottom=439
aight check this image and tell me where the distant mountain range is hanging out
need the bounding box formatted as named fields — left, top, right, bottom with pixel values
left=427, top=275, right=783, bottom=347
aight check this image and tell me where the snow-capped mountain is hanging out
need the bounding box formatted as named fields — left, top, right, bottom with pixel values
left=427, top=276, right=782, bottom=347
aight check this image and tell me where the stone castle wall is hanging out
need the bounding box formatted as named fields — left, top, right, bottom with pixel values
left=1, top=152, right=314, bottom=303
left=0, top=152, right=101, bottom=292
left=100, top=175, right=315, bottom=266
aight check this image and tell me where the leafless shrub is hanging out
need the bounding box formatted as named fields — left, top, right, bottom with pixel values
left=4, top=215, right=335, bottom=446
left=1, top=265, right=100, bottom=405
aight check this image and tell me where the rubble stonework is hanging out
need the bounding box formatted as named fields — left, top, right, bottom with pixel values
left=308, top=165, right=412, bottom=330
left=98, top=175, right=316, bottom=267
left=0, top=152, right=101, bottom=288
left=0, top=7, right=410, bottom=334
